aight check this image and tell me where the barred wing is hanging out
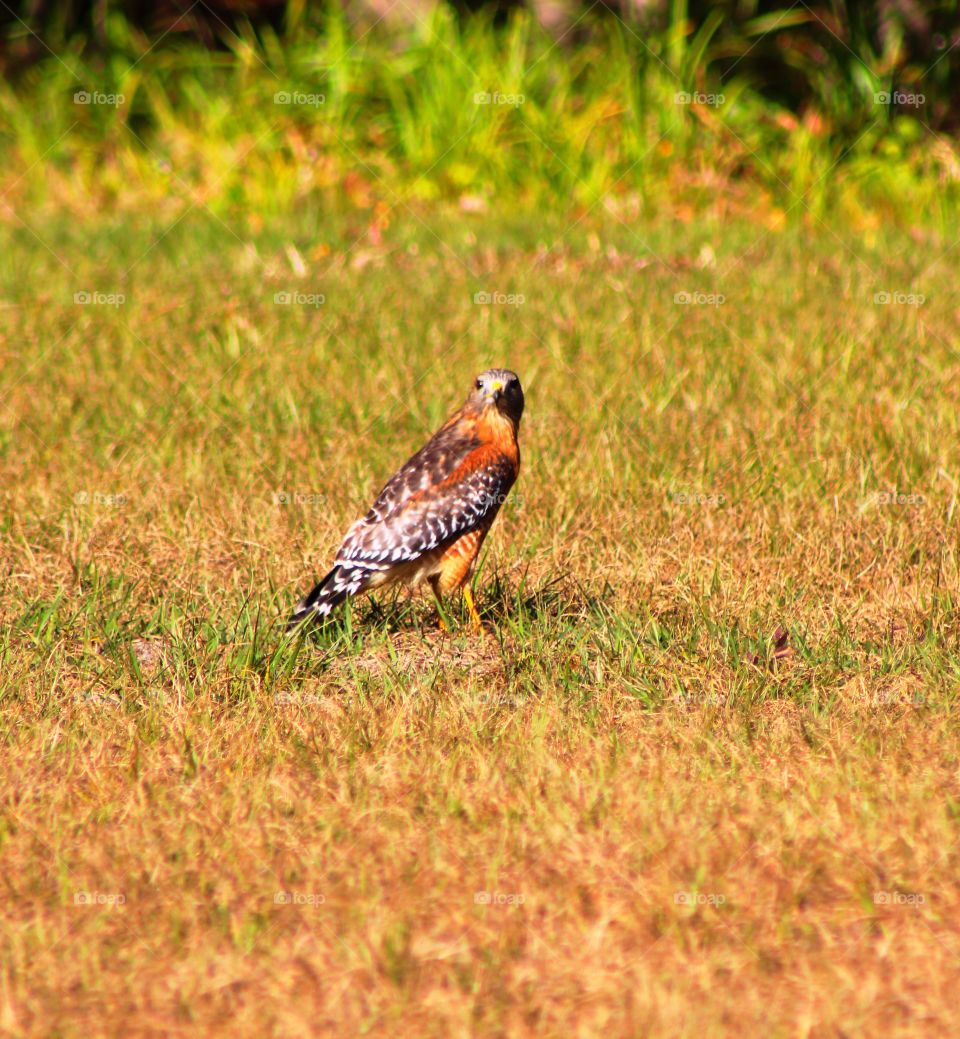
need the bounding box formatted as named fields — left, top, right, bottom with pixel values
left=362, top=421, right=481, bottom=525
left=337, top=448, right=517, bottom=567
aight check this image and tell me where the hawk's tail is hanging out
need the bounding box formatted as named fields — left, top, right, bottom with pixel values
left=287, top=565, right=370, bottom=630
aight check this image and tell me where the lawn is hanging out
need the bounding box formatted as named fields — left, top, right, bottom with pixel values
left=1, top=207, right=959, bottom=1035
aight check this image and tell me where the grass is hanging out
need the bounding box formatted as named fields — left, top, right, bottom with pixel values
left=2, top=4, right=958, bottom=229
left=1, top=205, right=960, bottom=1035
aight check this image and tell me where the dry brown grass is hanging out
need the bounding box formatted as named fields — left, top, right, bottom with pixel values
left=2, top=214, right=960, bottom=1036
left=4, top=701, right=959, bottom=1037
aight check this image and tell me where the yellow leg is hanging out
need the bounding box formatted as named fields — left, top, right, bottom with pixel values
left=462, top=584, right=483, bottom=629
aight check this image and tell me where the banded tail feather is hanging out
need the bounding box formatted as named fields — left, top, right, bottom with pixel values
left=287, top=564, right=371, bottom=629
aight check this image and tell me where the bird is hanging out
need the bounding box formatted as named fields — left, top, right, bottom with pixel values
left=289, top=368, right=524, bottom=631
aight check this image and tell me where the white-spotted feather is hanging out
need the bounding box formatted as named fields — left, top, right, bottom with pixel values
left=336, top=458, right=516, bottom=568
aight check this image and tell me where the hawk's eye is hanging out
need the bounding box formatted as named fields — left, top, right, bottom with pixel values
left=475, top=379, right=483, bottom=390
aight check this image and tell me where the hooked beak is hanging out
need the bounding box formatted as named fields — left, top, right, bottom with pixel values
left=485, top=380, right=504, bottom=402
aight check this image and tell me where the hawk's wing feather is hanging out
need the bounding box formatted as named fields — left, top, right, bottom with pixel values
left=337, top=443, right=516, bottom=567
left=289, top=403, right=521, bottom=628
left=362, top=421, right=480, bottom=525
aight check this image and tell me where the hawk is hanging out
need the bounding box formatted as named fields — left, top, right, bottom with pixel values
left=289, top=368, right=524, bottom=629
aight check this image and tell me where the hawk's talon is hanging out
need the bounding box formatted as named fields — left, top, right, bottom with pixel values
left=462, top=585, right=484, bottom=631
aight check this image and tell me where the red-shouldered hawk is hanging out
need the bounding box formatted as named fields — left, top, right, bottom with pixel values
left=289, top=369, right=524, bottom=630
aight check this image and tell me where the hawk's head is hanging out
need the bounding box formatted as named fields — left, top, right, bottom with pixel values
left=470, top=369, right=524, bottom=425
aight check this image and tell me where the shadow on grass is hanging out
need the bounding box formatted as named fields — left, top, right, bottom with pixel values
left=285, top=570, right=603, bottom=644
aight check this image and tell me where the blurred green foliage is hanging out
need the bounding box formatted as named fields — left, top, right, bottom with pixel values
left=0, top=0, right=956, bottom=224
left=4, top=1, right=957, bottom=126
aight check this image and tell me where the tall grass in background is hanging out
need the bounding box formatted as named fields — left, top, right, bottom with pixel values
left=0, top=0, right=957, bottom=230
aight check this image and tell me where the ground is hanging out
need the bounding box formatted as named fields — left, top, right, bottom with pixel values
left=1, top=213, right=958, bottom=1036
